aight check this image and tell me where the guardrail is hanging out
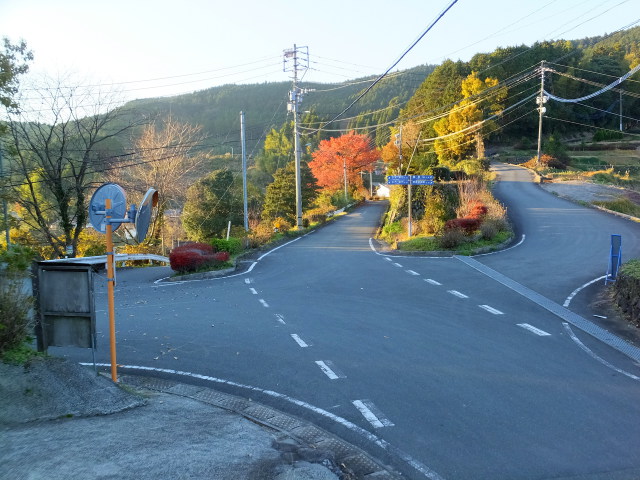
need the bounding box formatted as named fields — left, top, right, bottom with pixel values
left=43, top=253, right=170, bottom=266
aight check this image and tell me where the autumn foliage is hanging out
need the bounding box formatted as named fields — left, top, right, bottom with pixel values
left=309, top=132, right=379, bottom=192
left=169, top=243, right=230, bottom=273
left=444, top=200, right=488, bottom=236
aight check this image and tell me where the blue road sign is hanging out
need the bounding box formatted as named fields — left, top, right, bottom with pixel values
left=411, top=179, right=434, bottom=185
left=387, top=175, right=435, bottom=185
left=387, top=175, right=410, bottom=185
left=412, top=175, right=434, bottom=181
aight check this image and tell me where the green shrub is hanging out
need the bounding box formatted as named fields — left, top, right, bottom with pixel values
left=210, top=237, right=243, bottom=255
left=0, top=273, right=34, bottom=358
left=479, top=220, right=498, bottom=240
left=0, top=245, right=36, bottom=272
left=593, top=130, right=624, bottom=142
left=437, top=228, right=466, bottom=249
left=620, top=259, right=640, bottom=279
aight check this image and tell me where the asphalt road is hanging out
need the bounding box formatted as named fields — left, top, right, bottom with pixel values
left=53, top=164, right=640, bottom=480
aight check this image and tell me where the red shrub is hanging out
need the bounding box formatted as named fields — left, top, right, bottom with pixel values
left=212, top=251, right=230, bottom=262
left=469, top=202, right=488, bottom=219
left=169, top=243, right=221, bottom=272
left=445, top=217, right=481, bottom=235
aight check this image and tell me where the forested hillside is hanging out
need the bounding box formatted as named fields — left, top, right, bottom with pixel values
left=121, top=64, right=435, bottom=154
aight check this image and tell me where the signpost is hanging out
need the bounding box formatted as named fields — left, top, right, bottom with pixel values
left=89, top=184, right=157, bottom=382
left=605, top=234, right=622, bottom=284
left=386, top=175, right=434, bottom=236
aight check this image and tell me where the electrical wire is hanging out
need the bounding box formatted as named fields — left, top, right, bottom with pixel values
left=306, top=0, right=459, bottom=135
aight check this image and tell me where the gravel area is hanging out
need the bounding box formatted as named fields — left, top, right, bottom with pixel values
left=539, top=180, right=640, bottom=205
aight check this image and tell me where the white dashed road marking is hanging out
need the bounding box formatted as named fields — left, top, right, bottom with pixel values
left=259, top=299, right=269, bottom=308
left=425, top=279, right=442, bottom=286
left=291, top=334, right=309, bottom=348
left=392, top=263, right=403, bottom=268
left=244, top=278, right=252, bottom=284
left=274, top=314, right=286, bottom=324
left=448, top=290, right=468, bottom=299
left=315, top=360, right=345, bottom=380
left=479, top=305, right=503, bottom=315
left=517, top=323, right=551, bottom=336
left=352, top=399, right=395, bottom=428
left=406, top=270, right=420, bottom=276
left=249, top=288, right=258, bottom=295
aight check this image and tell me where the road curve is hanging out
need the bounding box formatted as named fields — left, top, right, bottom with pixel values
left=53, top=176, right=640, bottom=479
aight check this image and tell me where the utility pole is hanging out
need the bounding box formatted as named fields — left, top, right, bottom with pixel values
left=395, top=125, right=403, bottom=174
left=240, top=111, right=248, bottom=231
left=0, top=147, right=9, bottom=247
left=536, top=61, right=548, bottom=167
left=284, top=45, right=309, bottom=229
left=343, top=155, right=348, bottom=202
left=619, top=88, right=623, bottom=132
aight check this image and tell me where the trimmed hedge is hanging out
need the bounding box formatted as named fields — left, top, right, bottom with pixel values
left=169, top=243, right=230, bottom=273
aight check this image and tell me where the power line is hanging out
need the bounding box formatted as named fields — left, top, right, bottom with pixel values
left=307, top=0, right=459, bottom=135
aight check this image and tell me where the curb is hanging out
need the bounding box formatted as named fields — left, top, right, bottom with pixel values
left=119, top=374, right=401, bottom=480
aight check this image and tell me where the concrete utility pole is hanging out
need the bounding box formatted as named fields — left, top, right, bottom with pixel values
left=395, top=125, right=403, bottom=174
left=620, top=88, right=623, bottom=132
left=284, top=45, right=309, bottom=229
left=240, top=111, right=248, bottom=231
left=343, top=155, right=348, bottom=202
left=536, top=61, right=548, bottom=167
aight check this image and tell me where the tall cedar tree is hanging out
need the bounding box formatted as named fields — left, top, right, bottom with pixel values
left=308, top=132, right=379, bottom=192
left=262, top=160, right=318, bottom=224
left=182, top=170, right=242, bottom=241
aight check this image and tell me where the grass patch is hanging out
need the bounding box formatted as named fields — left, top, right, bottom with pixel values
left=454, top=230, right=512, bottom=255
left=620, top=259, right=640, bottom=279
left=593, top=197, right=640, bottom=217
left=1, top=340, right=44, bottom=365
left=398, top=236, right=440, bottom=251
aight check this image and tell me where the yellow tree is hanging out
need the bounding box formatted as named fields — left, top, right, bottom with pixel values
left=434, top=72, right=506, bottom=166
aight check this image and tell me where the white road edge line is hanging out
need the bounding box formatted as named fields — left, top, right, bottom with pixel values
left=563, top=275, right=607, bottom=307
left=517, top=323, right=551, bottom=336
left=447, top=290, right=468, bottom=299
left=315, top=361, right=343, bottom=380
left=425, top=279, right=442, bottom=286
left=472, top=234, right=526, bottom=257
left=259, top=299, right=269, bottom=308
left=479, top=305, right=503, bottom=315
left=291, top=334, right=309, bottom=348
left=352, top=400, right=395, bottom=428
left=249, top=288, right=258, bottom=295
left=154, top=233, right=315, bottom=285
left=561, top=324, right=640, bottom=381
left=80, top=363, right=444, bottom=480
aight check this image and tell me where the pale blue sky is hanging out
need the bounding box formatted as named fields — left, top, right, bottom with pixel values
left=1, top=0, right=638, bottom=101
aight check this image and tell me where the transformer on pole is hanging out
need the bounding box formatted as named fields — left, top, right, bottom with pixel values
left=284, top=45, right=309, bottom=229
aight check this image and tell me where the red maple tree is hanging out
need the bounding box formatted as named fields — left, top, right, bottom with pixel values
left=309, top=132, right=379, bottom=192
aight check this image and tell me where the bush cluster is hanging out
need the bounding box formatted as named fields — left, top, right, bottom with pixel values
left=210, top=237, right=243, bottom=255
left=169, top=243, right=230, bottom=273
left=444, top=200, right=488, bottom=236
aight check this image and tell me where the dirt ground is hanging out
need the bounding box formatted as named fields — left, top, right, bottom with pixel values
left=539, top=179, right=640, bottom=207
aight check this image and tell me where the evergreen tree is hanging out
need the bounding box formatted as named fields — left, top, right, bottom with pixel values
left=182, top=170, right=242, bottom=241
left=262, top=161, right=318, bottom=224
